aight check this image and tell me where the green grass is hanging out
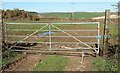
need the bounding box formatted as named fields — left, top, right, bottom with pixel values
left=7, top=24, right=46, bottom=29
left=42, top=13, right=72, bottom=18
left=7, top=24, right=98, bottom=29
left=6, top=23, right=99, bottom=42
left=109, top=24, right=118, bottom=41
left=2, top=51, right=22, bottom=67
left=36, top=39, right=44, bottom=42
left=7, top=31, right=43, bottom=35
left=92, top=56, right=118, bottom=71
left=74, top=12, right=104, bottom=18
left=41, top=12, right=104, bottom=18
left=109, top=25, right=118, bottom=36
left=7, top=24, right=98, bottom=28
left=33, top=55, right=69, bottom=71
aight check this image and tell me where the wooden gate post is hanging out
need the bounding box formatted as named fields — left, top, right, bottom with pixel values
left=118, top=2, right=120, bottom=47
left=118, top=2, right=120, bottom=67
left=103, top=9, right=110, bottom=57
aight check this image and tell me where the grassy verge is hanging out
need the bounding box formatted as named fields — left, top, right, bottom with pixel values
left=92, top=56, right=118, bottom=71
left=2, top=51, right=23, bottom=67
left=109, top=24, right=118, bottom=44
left=33, top=55, right=69, bottom=71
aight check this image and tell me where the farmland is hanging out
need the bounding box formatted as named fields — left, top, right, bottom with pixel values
left=1, top=9, right=119, bottom=71
left=6, top=23, right=99, bottom=44
left=41, top=12, right=104, bottom=18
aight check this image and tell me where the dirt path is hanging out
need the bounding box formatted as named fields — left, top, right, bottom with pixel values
left=7, top=54, right=46, bottom=71
left=92, top=14, right=118, bottom=19
left=65, top=56, right=94, bottom=71
left=5, top=53, right=94, bottom=71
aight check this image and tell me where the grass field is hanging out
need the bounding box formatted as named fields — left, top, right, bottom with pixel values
left=41, top=12, right=104, bottom=18
left=33, top=55, right=69, bottom=71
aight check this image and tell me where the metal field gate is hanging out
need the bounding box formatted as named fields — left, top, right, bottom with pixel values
left=5, top=22, right=101, bottom=57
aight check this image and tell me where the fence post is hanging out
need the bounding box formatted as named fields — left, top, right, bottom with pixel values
left=2, top=20, right=5, bottom=45
left=103, top=9, right=110, bottom=57
left=118, top=2, right=120, bottom=68
left=0, top=12, right=2, bottom=69
left=118, top=2, right=120, bottom=44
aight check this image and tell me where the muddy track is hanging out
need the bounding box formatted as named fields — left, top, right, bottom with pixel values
left=4, top=54, right=46, bottom=71
left=2, top=50, right=95, bottom=71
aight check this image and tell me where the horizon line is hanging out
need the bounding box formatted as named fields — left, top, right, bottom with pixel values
left=2, top=9, right=117, bottom=13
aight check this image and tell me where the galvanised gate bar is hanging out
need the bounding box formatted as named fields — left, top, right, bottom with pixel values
left=4, top=22, right=101, bottom=63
